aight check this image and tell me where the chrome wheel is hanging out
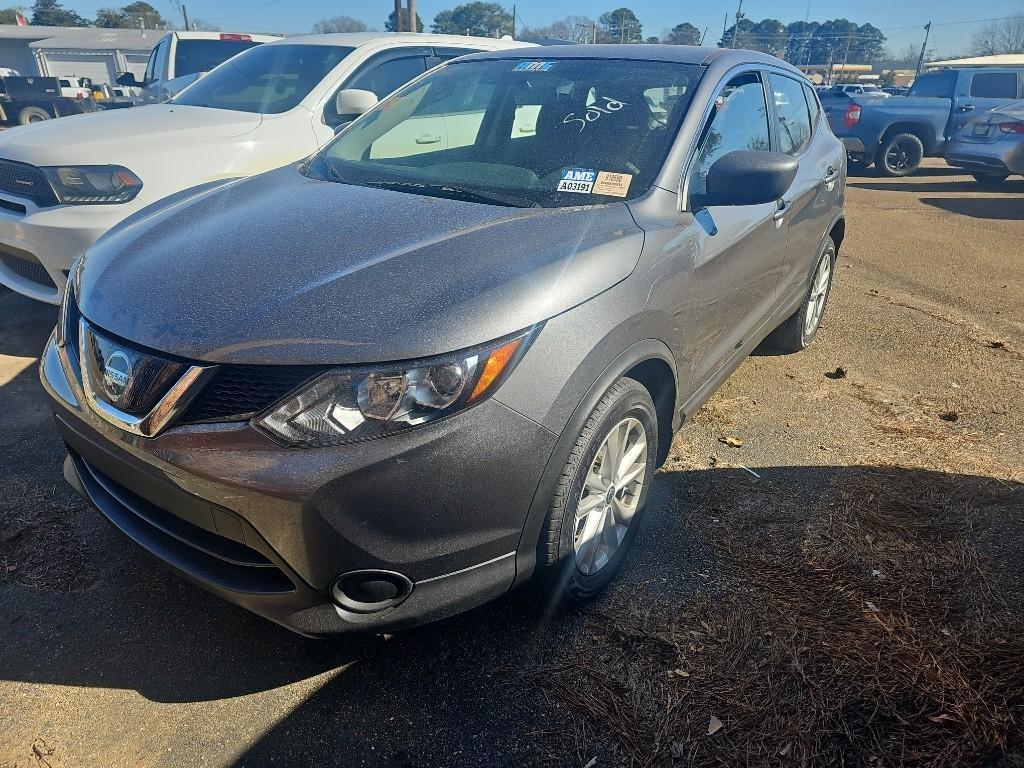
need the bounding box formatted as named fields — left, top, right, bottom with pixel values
left=804, top=251, right=832, bottom=337
left=573, top=416, right=648, bottom=575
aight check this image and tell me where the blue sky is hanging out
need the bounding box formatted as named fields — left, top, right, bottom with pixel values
left=70, top=0, right=1021, bottom=56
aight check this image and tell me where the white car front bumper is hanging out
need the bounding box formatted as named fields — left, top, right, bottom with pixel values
left=0, top=196, right=132, bottom=305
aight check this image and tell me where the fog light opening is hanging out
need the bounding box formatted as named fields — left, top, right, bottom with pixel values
left=331, top=570, right=413, bottom=615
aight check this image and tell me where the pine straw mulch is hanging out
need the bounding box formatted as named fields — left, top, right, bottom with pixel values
left=523, top=466, right=1024, bottom=768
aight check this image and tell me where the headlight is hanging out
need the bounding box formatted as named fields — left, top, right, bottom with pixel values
left=41, top=165, right=143, bottom=204
left=254, top=329, right=537, bottom=447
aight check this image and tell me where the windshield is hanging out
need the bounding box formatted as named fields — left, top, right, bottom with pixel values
left=173, top=39, right=262, bottom=79
left=173, top=44, right=354, bottom=114
left=306, top=57, right=702, bottom=208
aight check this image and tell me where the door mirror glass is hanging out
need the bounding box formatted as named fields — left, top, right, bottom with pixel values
left=334, top=88, right=378, bottom=121
left=115, top=71, right=139, bottom=88
left=701, top=150, right=798, bottom=208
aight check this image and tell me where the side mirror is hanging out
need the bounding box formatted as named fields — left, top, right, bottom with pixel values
left=335, top=88, right=378, bottom=120
left=115, top=71, right=139, bottom=88
left=701, top=150, right=798, bottom=208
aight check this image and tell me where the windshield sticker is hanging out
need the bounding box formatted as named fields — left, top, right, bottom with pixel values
left=562, top=96, right=629, bottom=132
left=513, top=61, right=557, bottom=72
left=557, top=168, right=596, bottom=194
left=592, top=171, right=632, bottom=197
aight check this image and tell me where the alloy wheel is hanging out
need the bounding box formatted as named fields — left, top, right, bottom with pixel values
left=804, top=251, right=832, bottom=337
left=573, top=417, right=648, bottom=575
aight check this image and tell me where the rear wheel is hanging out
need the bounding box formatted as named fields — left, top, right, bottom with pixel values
left=971, top=172, right=1009, bottom=187
left=536, top=378, right=657, bottom=601
left=878, top=132, right=924, bottom=177
left=18, top=106, right=49, bottom=125
left=763, top=237, right=836, bottom=354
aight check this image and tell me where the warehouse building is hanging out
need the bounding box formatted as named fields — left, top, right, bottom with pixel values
left=0, top=24, right=159, bottom=86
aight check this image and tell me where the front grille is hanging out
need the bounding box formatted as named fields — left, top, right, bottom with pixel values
left=82, top=323, right=186, bottom=415
left=0, top=246, right=56, bottom=289
left=182, top=364, right=328, bottom=423
left=0, top=158, right=58, bottom=207
left=71, top=451, right=294, bottom=594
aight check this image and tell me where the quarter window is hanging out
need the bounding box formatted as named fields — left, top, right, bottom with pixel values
left=688, top=72, right=770, bottom=204
left=969, top=72, right=1018, bottom=99
left=769, top=74, right=812, bottom=156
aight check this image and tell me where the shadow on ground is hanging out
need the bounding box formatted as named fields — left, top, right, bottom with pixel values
left=921, top=196, right=1024, bottom=221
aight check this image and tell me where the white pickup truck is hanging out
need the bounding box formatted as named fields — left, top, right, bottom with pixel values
left=0, top=33, right=528, bottom=303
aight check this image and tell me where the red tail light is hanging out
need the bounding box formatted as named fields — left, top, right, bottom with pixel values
left=74, top=93, right=83, bottom=101
left=844, top=104, right=861, bottom=129
left=998, top=121, right=1024, bottom=134
left=219, top=33, right=252, bottom=41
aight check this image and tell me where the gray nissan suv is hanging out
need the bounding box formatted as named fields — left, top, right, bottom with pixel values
left=40, top=46, right=845, bottom=636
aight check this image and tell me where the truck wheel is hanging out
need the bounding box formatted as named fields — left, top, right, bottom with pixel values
left=18, top=107, right=50, bottom=125
left=971, top=172, right=1008, bottom=188
left=878, top=132, right=924, bottom=177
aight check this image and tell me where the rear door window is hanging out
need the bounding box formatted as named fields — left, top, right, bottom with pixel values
left=908, top=70, right=956, bottom=98
left=968, top=72, right=1018, bottom=99
left=769, top=74, right=812, bottom=156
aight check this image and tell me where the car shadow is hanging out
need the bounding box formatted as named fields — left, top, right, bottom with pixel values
left=920, top=196, right=1024, bottom=220
left=850, top=178, right=1024, bottom=194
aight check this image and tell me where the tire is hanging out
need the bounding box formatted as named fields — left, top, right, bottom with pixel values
left=18, top=107, right=50, bottom=125
left=972, top=172, right=1009, bottom=187
left=763, top=236, right=837, bottom=354
left=535, top=377, right=658, bottom=602
left=878, top=132, right=924, bottom=177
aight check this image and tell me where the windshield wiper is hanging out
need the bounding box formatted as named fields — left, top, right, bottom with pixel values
left=362, top=180, right=540, bottom=208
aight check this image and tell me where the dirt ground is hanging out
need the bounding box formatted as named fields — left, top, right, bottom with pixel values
left=1, top=161, right=1022, bottom=767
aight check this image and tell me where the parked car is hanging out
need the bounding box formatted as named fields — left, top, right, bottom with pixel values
left=41, top=45, right=846, bottom=636
left=946, top=98, right=1024, bottom=185
left=824, top=65, right=1024, bottom=176
left=826, top=83, right=890, bottom=98
left=115, top=31, right=279, bottom=103
left=881, top=86, right=910, bottom=97
left=0, top=33, right=528, bottom=304
left=0, top=75, right=96, bottom=126
left=58, top=76, right=92, bottom=100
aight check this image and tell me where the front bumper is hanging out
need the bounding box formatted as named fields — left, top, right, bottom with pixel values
left=40, top=334, right=558, bottom=636
left=0, top=199, right=132, bottom=304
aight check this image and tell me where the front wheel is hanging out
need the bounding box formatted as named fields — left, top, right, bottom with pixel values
left=878, top=132, right=924, bottom=177
left=762, top=237, right=837, bottom=354
left=536, top=378, right=658, bottom=601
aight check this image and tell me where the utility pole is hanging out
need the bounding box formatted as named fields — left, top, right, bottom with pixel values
left=510, top=3, right=515, bottom=38
left=915, top=21, right=932, bottom=79
left=394, top=0, right=403, bottom=32
left=619, top=10, right=625, bottom=43
left=699, top=26, right=708, bottom=45
left=722, top=13, right=727, bottom=45
left=730, top=0, right=744, bottom=48
left=180, top=3, right=189, bottom=31
left=838, top=28, right=854, bottom=82
left=408, top=0, right=416, bottom=32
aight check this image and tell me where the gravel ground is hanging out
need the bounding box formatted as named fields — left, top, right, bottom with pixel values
left=1, top=161, right=1022, bottom=767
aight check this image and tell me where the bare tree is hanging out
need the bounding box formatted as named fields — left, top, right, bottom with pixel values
left=312, top=15, right=369, bottom=34
left=970, top=14, right=1024, bottom=56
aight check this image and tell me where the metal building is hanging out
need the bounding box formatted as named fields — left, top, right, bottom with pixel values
left=0, top=24, right=159, bottom=85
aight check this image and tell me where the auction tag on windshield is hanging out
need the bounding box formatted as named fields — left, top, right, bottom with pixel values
left=592, top=171, right=632, bottom=197
left=557, top=168, right=596, bottom=193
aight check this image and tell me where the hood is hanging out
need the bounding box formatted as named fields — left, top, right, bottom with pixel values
left=0, top=105, right=261, bottom=165
left=77, top=166, right=644, bottom=365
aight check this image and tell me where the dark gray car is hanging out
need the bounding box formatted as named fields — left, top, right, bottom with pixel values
left=40, top=46, right=846, bottom=636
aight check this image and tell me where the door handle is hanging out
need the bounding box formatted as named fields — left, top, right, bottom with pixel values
left=956, top=104, right=975, bottom=113
left=415, top=134, right=442, bottom=144
left=772, top=198, right=791, bottom=221
left=822, top=165, right=840, bottom=184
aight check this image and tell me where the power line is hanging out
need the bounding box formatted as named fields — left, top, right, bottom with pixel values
left=200, top=0, right=286, bottom=22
